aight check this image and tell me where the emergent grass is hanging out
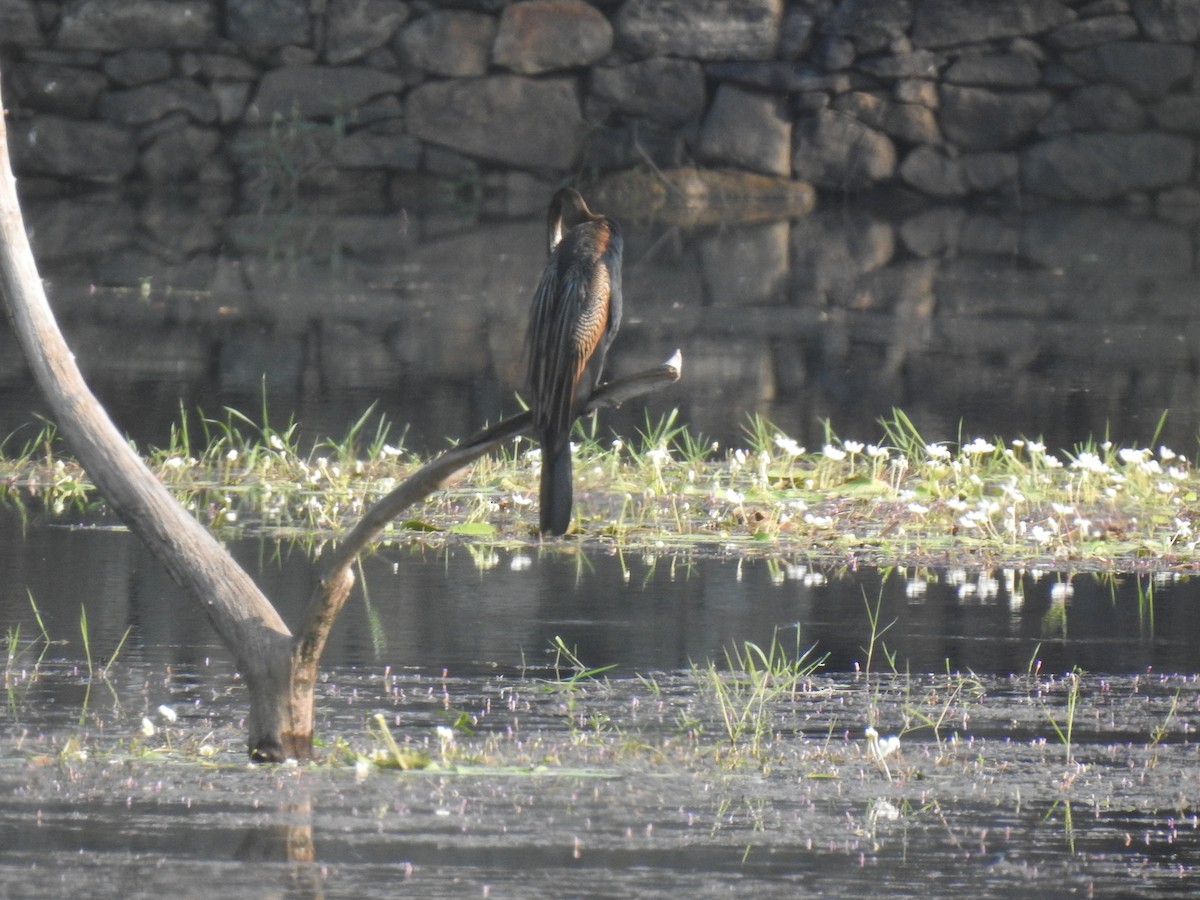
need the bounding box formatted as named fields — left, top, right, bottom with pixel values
left=4, top=407, right=1200, bottom=571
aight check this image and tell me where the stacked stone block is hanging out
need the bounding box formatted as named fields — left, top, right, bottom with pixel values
left=0, top=0, right=1196, bottom=209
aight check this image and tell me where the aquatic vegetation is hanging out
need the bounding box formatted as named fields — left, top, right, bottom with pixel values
left=694, top=627, right=828, bottom=764
left=4, top=407, right=1200, bottom=571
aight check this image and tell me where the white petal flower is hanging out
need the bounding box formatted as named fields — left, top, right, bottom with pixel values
left=822, top=444, right=846, bottom=461
left=773, top=434, right=805, bottom=456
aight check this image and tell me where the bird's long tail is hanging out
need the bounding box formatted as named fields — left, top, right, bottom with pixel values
left=539, top=435, right=573, bottom=535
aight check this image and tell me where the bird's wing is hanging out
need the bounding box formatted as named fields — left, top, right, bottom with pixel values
left=527, top=247, right=612, bottom=441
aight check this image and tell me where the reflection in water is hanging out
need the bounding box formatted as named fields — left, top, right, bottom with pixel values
left=3, top=515, right=1197, bottom=678
left=2, top=198, right=1199, bottom=456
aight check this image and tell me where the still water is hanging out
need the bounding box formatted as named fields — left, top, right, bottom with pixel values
left=5, top=517, right=1200, bottom=898
left=5, top=196, right=1200, bottom=896
left=2, top=196, right=1200, bottom=456
left=4, top=515, right=1200, bottom=678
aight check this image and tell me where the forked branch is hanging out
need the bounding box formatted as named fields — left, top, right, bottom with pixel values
left=292, top=351, right=683, bottom=674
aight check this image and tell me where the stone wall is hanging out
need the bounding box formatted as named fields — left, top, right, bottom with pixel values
left=1, top=0, right=1198, bottom=209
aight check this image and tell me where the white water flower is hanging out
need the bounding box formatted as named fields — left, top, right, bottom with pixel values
left=963, top=438, right=995, bottom=455
left=1029, top=525, right=1054, bottom=545
left=1118, top=447, right=1151, bottom=465
left=843, top=440, right=864, bottom=454
left=866, top=444, right=889, bottom=459
left=773, top=434, right=805, bottom=456
left=1071, top=451, right=1108, bottom=473
left=822, top=444, right=846, bottom=461
left=381, top=443, right=403, bottom=457
left=925, top=443, right=951, bottom=460
left=1160, top=446, right=1177, bottom=461
left=157, top=704, right=177, bottom=723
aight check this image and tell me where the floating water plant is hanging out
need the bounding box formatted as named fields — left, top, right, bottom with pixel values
left=5, top=407, right=1200, bottom=573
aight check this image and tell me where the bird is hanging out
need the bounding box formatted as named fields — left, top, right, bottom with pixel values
left=525, top=187, right=623, bottom=535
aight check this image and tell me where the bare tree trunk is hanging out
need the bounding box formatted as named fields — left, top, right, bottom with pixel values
left=0, top=82, right=309, bottom=760
left=0, top=75, right=681, bottom=761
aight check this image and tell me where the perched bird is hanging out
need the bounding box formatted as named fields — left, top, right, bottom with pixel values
left=525, top=187, right=623, bottom=535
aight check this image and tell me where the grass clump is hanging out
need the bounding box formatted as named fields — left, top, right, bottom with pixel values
left=2, top=406, right=1200, bottom=571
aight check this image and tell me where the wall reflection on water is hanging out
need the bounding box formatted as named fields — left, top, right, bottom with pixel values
left=4, top=513, right=1198, bottom=677
left=1, top=195, right=1199, bottom=457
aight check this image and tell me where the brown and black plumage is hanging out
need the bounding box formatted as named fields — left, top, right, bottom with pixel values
left=525, top=187, right=623, bottom=535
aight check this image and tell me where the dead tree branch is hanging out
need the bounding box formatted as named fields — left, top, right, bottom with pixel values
left=0, top=71, right=682, bottom=759
left=292, top=352, right=683, bottom=689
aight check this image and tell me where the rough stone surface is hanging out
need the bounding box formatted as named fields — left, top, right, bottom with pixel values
left=333, top=131, right=422, bottom=170
left=855, top=51, right=940, bottom=80
left=911, top=0, right=1074, bottom=49
left=1046, top=14, right=1138, bottom=50
left=895, top=79, right=938, bottom=108
left=899, top=145, right=966, bottom=196
left=940, top=85, right=1054, bottom=150
left=1, top=0, right=1196, bottom=208
left=945, top=53, right=1040, bottom=88
left=57, top=0, right=215, bottom=51
left=698, top=85, right=791, bottom=176
left=141, top=124, right=221, bottom=181
left=226, top=0, right=309, bottom=50
left=10, top=115, right=137, bottom=180
left=325, top=0, right=410, bottom=65
left=589, top=58, right=706, bottom=124
left=493, top=0, right=613, bottom=75
left=6, top=62, right=107, bottom=116
left=247, top=66, right=406, bottom=123
left=615, top=0, right=783, bottom=61
left=99, top=79, right=220, bottom=126
left=0, top=0, right=42, bottom=46
left=407, top=75, right=583, bottom=170
left=824, top=0, right=913, bottom=55
left=961, top=151, right=1018, bottom=192
left=102, top=49, right=174, bottom=87
left=1152, top=96, right=1200, bottom=134
left=1038, top=84, right=1146, bottom=135
left=395, top=10, right=495, bottom=76
left=705, top=61, right=867, bottom=94
left=1063, top=42, right=1194, bottom=101
left=1132, top=0, right=1200, bottom=42
left=832, top=91, right=940, bottom=144
left=1022, top=132, right=1195, bottom=201
left=792, top=109, right=896, bottom=190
